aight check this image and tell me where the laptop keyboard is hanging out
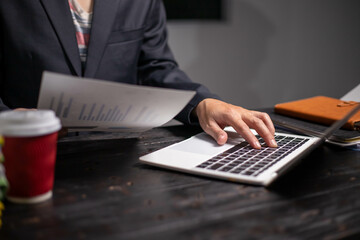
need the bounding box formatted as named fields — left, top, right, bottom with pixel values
left=196, top=134, right=309, bottom=177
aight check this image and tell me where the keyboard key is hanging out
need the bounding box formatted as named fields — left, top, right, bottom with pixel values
left=220, top=166, right=234, bottom=172
left=209, top=163, right=224, bottom=170
left=243, top=170, right=255, bottom=175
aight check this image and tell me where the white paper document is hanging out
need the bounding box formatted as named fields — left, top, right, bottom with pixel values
left=37, top=72, right=196, bottom=132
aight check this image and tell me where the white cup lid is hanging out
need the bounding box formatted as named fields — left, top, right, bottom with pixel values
left=0, top=110, right=61, bottom=137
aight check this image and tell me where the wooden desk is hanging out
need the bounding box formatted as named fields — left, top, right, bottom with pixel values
left=1, top=125, right=360, bottom=239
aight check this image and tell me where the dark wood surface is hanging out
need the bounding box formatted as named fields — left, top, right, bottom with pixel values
left=1, top=125, right=360, bottom=240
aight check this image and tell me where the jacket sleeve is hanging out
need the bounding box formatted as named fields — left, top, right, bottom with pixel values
left=137, top=0, right=220, bottom=124
left=0, top=19, right=10, bottom=112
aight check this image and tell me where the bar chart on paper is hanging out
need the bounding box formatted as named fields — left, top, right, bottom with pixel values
left=46, top=92, right=159, bottom=131
left=37, top=72, right=196, bottom=132
left=50, top=92, right=135, bottom=122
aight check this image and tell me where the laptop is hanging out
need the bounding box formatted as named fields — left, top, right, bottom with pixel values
left=140, top=104, right=360, bottom=186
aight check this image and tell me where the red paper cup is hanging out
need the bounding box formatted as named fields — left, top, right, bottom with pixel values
left=0, top=110, right=61, bottom=204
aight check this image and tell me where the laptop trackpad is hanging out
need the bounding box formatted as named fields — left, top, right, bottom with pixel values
left=170, top=131, right=245, bottom=157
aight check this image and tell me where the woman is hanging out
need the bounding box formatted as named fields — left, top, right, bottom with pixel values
left=0, top=0, right=277, bottom=149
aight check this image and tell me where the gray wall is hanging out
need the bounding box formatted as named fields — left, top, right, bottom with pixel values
left=167, top=0, right=360, bottom=109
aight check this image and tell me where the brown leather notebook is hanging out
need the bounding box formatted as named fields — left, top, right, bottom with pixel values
left=274, top=96, right=360, bottom=131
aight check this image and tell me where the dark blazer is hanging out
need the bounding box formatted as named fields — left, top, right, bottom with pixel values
left=0, top=0, right=218, bottom=124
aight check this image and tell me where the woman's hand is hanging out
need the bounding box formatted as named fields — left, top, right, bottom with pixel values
left=194, top=99, right=277, bottom=149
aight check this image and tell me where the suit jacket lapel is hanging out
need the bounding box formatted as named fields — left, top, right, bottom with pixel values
left=84, top=0, right=120, bottom=78
left=40, top=0, right=82, bottom=76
